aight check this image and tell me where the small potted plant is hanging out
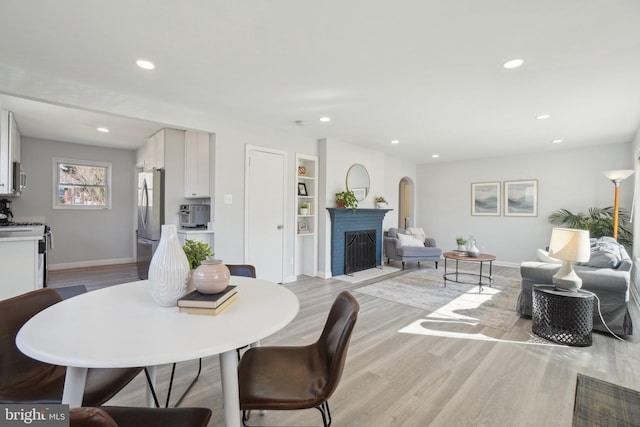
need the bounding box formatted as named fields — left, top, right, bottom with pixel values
left=335, top=190, right=358, bottom=211
left=183, top=239, right=214, bottom=270
left=455, top=236, right=467, bottom=251
left=299, top=203, right=309, bottom=215
left=375, top=196, right=388, bottom=208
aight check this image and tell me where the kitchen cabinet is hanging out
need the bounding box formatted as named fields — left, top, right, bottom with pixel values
left=184, top=131, right=210, bottom=198
left=145, top=129, right=165, bottom=171
left=0, top=233, right=40, bottom=300
left=0, top=110, right=22, bottom=196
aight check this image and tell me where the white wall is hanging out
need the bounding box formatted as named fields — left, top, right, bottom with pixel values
left=211, top=118, right=317, bottom=281
left=11, top=137, right=136, bottom=268
left=416, top=142, right=633, bottom=266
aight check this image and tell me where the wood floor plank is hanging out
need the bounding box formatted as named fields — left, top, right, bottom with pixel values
left=46, top=263, right=640, bottom=426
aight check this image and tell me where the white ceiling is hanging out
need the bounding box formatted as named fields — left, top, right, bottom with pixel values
left=0, top=0, right=639, bottom=163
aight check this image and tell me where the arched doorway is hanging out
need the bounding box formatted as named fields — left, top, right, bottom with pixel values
left=398, top=177, right=414, bottom=228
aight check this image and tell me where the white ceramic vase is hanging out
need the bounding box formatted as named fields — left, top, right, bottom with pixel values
left=148, top=224, right=190, bottom=306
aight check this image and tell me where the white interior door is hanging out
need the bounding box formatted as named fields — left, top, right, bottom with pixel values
left=245, top=146, right=286, bottom=283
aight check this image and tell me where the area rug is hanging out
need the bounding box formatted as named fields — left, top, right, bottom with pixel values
left=354, top=268, right=521, bottom=331
left=333, top=265, right=400, bottom=284
left=573, top=374, right=640, bottom=427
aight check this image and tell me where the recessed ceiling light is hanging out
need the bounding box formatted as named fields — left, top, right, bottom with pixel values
left=319, top=116, right=331, bottom=122
left=136, top=59, right=155, bottom=70
left=552, top=139, right=563, bottom=144
left=503, top=58, right=524, bottom=69
left=536, top=114, right=551, bottom=120
left=432, top=154, right=440, bottom=158
left=97, top=127, right=110, bottom=133
left=391, top=140, right=399, bottom=144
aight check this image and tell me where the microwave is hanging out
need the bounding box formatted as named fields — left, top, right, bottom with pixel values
left=178, top=204, right=210, bottom=228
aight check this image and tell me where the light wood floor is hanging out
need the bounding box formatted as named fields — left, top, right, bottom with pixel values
left=48, top=263, right=640, bottom=427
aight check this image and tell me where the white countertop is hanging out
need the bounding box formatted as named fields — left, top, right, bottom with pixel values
left=178, top=228, right=214, bottom=234
left=0, top=225, right=44, bottom=241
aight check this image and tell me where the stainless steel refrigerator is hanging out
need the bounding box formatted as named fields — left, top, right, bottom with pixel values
left=136, top=169, right=164, bottom=279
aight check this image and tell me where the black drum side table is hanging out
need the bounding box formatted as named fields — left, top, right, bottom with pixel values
left=532, top=285, right=594, bottom=347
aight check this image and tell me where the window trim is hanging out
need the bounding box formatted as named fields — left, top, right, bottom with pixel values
left=52, top=157, right=112, bottom=210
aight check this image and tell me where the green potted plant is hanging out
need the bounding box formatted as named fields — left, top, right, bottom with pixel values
left=182, top=239, right=214, bottom=270
left=455, top=236, right=467, bottom=251
left=299, top=203, right=309, bottom=215
left=375, top=196, right=388, bottom=208
left=548, top=206, right=633, bottom=248
left=335, top=190, right=358, bottom=211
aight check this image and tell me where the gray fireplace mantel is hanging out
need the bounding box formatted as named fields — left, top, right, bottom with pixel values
left=327, top=208, right=393, bottom=276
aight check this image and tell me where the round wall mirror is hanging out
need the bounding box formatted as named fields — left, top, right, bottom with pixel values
left=346, top=163, right=370, bottom=201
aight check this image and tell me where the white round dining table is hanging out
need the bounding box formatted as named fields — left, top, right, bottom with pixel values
left=17, top=277, right=299, bottom=427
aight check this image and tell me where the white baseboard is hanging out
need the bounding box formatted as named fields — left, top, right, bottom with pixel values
left=493, top=260, right=520, bottom=269
left=49, top=257, right=136, bottom=271
left=317, top=270, right=332, bottom=279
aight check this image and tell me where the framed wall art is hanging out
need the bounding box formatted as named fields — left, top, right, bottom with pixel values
left=504, top=179, right=538, bottom=217
left=471, top=182, right=500, bottom=216
left=297, top=220, right=309, bottom=233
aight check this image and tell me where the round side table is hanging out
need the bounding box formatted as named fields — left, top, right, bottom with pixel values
left=532, top=285, right=594, bottom=347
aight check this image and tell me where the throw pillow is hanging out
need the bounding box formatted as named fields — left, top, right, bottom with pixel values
left=397, top=232, right=425, bottom=247
left=583, top=237, right=623, bottom=268
left=407, top=227, right=427, bottom=243
left=536, top=249, right=562, bottom=264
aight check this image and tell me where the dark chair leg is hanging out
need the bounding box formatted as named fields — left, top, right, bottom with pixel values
left=316, top=401, right=332, bottom=427
left=242, top=410, right=251, bottom=426
left=401, top=262, right=405, bottom=270
left=164, top=358, right=203, bottom=408
left=435, top=261, right=438, bottom=269
left=417, top=262, right=421, bottom=268
left=143, top=368, right=160, bottom=408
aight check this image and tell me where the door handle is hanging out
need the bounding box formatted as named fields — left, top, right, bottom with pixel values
left=277, top=224, right=284, bottom=229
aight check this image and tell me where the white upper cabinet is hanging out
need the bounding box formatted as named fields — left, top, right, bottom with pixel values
left=184, top=131, right=210, bottom=198
left=145, top=129, right=165, bottom=171
left=0, top=110, right=22, bottom=195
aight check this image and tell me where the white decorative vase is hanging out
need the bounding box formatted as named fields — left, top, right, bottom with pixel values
left=467, top=243, right=480, bottom=257
left=377, top=202, right=388, bottom=209
left=299, top=208, right=309, bottom=215
left=148, top=224, right=190, bottom=306
left=192, top=259, right=231, bottom=294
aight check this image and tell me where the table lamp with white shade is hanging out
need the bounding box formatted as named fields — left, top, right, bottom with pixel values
left=548, top=227, right=591, bottom=292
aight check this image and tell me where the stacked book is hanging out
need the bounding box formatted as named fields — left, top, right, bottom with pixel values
left=178, top=285, right=237, bottom=315
left=452, top=250, right=469, bottom=256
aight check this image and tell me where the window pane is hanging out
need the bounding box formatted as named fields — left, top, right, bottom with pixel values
left=58, top=163, right=106, bottom=185
left=58, top=185, right=106, bottom=206
left=54, top=158, right=111, bottom=210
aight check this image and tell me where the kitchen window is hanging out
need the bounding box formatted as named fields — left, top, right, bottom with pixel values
left=53, top=158, right=112, bottom=209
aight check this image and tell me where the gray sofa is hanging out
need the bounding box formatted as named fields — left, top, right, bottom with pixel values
left=383, top=227, right=442, bottom=269
left=517, top=242, right=633, bottom=336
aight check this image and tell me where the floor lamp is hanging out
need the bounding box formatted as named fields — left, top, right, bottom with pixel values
left=602, top=169, right=634, bottom=240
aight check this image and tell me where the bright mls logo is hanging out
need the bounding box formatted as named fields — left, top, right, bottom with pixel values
left=0, top=404, right=68, bottom=426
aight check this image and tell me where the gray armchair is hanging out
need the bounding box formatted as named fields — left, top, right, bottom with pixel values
left=383, top=227, right=442, bottom=270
